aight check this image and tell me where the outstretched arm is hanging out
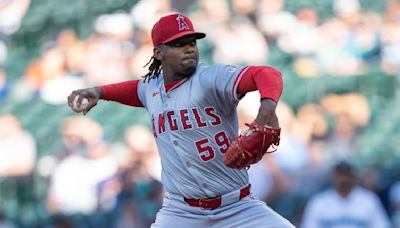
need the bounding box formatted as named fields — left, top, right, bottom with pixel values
left=67, top=80, right=143, bottom=115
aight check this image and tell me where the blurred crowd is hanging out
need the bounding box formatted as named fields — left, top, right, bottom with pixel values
left=1, top=114, right=163, bottom=227
left=1, top=0, right=400, bottom=227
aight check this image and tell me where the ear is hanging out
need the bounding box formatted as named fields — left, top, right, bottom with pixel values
left=153, top=47, right=163, bottom=61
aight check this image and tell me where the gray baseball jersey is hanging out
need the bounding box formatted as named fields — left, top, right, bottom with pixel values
left=137, top=63, right=249, bottom=198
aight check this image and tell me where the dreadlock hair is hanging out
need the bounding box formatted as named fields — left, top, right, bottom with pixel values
left=142, top=56, right=162, bottom=83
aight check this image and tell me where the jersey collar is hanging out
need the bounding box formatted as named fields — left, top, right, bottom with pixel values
left=164, top=78, right=188, bottom=93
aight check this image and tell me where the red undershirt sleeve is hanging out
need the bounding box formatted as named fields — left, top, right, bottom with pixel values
left=237, top=66, right=283, bottom=103
left=99, top=80, right=144, bottom=107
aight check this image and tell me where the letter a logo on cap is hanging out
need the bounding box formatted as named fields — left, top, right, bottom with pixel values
left=176, top=15, right=190, bottom=31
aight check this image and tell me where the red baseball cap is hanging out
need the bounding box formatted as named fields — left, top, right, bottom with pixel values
left=151, top=13, right=206, bottom=47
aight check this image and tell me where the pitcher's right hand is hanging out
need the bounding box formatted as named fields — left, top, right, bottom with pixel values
left=67, top=87, right=102, bottom=115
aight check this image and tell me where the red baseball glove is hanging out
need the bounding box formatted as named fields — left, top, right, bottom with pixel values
left=224, top=121, right=281, bottom=169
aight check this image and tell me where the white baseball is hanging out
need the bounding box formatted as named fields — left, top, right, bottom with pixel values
left=73, top=96, right=89, bottom=112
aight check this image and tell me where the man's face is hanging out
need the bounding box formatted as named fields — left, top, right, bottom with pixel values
left=158, top=36, right=199, bottom=78
left=333, top=171, right=355, bottom=193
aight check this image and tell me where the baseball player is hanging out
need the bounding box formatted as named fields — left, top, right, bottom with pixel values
left=301, top=160, right=391, bottom=228
left=68, top=13, right=294, bottom=227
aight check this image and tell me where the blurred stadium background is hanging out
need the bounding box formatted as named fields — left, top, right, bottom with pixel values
left=0, top=0, right=400, bottom=227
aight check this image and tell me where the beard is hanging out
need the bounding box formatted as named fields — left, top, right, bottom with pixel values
left=184, top=64, right=197, bottom=77
left=181, top=62, right=197, bottom=78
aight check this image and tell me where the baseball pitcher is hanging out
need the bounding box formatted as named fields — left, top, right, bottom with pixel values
left=68, top=13, right=294, bottom=228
